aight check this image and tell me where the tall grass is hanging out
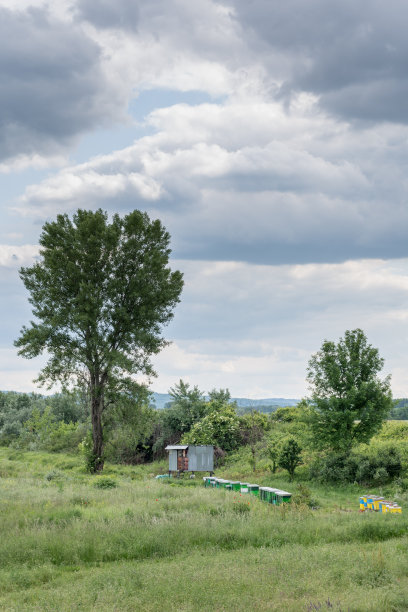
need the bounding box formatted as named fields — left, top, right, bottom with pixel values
left=0, top=448, right=407, bottom=611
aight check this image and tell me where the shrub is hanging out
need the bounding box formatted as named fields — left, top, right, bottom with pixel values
left=309, top=446, right=402, bottom=484
left=94, top=477, right=117, bottom=489
left=45, top=470, right=62, bottom=482
left=232, top=502, right=250, bottom=515
left=278, top=437, right=302, bottom=481
left=292, top=483, right=319, bottom=508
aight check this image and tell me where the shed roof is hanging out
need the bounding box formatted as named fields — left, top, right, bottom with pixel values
left=165, top=445, right=188, bottom=451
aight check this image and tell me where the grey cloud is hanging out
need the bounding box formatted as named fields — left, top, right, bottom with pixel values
left=76, top=0, right=140, bottom=31
left=164, top=258, right=408, bottom=369
left=16, top=96, right=408, bottom=266
left=232, top=0, right=408, bottom=123
left=0, top=6, right=123, bottom=162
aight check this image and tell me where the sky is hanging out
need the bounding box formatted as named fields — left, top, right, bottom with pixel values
left=1, top=0, right=408, bottom=399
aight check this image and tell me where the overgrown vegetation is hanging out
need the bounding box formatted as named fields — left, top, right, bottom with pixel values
left=0, top=449, right=407, bottom=611
left=1, top=329, right=405, bottom=494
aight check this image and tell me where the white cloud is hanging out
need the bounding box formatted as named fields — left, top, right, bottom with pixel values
left=151, top=257, right=408, bottom=397
left=15, top=97, right=408, bottom=264
left=0, top=244, right=39, bottom=267
left=0, top=347, right=48, bottom=393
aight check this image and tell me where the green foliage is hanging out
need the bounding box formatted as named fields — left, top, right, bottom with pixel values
left=375, top=420, right=408, bottom=441
left=232, top=501, right=251, bottom=515
left=307, top=329, right=393, bottom=452
left=103, top=388, right=157, bottom=464
left=271, top=405, right=302, bottom=422
left=278, top=437, right=302, bottom=481
left=78, top=431, right=100, bottom=472
left=389, top=398, right=408, bottom=420
left=94, top=477, right=117, bottom=489
left=309, top=445, right=402, bottom=484
left=266, top=434, right=282, bottom=473
left=182, top=402, right=241, bottom=451
left=153, top=380, right=207, bottom=454
left=15, top=209, right=183, bottom=471
left=16, top=406, right=87, bottom=453
left=239, top=410, right=269, bottom=441
left=0, top=390, right=89, bottom=449
left=291, top=483, right=318, bottom=508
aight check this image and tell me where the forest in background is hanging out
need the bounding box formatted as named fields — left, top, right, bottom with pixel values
left=1, top=383, right=407, bottom=489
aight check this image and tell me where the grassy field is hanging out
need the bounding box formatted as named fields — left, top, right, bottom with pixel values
left=1, top=449, right=408, bottom=611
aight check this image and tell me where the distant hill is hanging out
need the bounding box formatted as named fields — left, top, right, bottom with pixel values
left=151, top=392, right=299, bottom=411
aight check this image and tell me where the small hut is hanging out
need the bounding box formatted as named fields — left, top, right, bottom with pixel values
left=165, top=445, right=214, bottom=475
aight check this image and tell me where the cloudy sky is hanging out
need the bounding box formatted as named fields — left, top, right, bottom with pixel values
left=1, top=0, right=408, bottom=398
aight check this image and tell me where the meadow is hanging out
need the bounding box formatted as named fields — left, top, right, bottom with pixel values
left=0, top=449, right=408, bottom=611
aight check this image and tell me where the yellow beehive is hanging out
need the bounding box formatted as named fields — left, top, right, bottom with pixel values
left=366, top=494, right=375, bottom=511
left=372, top=496, right=384, bottom=512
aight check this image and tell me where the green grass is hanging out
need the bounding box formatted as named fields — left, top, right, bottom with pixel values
left=0, top=448, right=407, bottom=611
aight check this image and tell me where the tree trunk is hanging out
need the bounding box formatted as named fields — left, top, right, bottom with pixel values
left=91, top=386, right=105, bottom=472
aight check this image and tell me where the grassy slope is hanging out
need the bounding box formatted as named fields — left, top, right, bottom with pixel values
left=0, top=449, right=408, bottom=611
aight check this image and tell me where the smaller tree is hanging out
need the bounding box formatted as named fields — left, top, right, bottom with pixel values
left=267, top=436, right=281, bottom=473
left=239, top=410, right=269, bottom=472
left=307, top=329, right=393, bottom=452
left=278, top=437, right=302, bottom=481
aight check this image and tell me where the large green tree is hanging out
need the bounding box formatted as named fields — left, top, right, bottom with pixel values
left=15, top=209, right=183, bottom=471
left=307, top=329, right=393, bottom=452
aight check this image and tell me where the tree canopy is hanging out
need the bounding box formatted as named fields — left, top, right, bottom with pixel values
left=307, top=328, right=393, bottom=452
left=15, top=209, right=183, bottom=471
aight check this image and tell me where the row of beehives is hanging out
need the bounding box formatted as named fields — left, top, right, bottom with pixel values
left=359, top=494, right=402, bottom=514
left=203, top=476, right=291, bottom=504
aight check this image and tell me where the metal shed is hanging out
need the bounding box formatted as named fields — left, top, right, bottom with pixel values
left=165, top=445, right=214, bottom=474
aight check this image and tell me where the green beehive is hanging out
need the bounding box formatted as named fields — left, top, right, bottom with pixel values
left=230, top=481, right=241, bottom=491
left=216, top=479, right=229, bottom=489
left=259, top=487, right=275, bottom=503
left=259, top=487, right=268, bottom=502
left=263, top=488, right=273, bottom=503
left=275, top=490, right=292, bottom=504
left=203, top=476, right=213, bottom=487
left=268, top=487, right=281, bottom=504
left=240, top=482, right=250, bottom=494
left=248, top=484, right=259, bottom=496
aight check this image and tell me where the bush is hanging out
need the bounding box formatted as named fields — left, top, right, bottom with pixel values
left=45, top=470, right=63, bottom=481
left=94, top=477, right=117, bottom=489
left=292, top=483, right=319, bottom=508
left=309, top=446, right=402, bottom=484
left=232, top=502, right=250, bottom=515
